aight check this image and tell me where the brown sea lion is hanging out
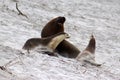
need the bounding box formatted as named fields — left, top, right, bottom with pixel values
left=23, top=32, right=70, bottom=56
left=76, top=35, right=101, bottom=66
left=41, top=16, right=80, bottom=58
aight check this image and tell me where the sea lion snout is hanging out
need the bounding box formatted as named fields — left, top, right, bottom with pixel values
left=56, top=16, right=66, bottom=24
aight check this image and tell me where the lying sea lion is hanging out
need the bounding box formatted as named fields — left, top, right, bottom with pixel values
left=41, top=16, right=80, bottom=58
left=23, top=32, right=70, bottom=56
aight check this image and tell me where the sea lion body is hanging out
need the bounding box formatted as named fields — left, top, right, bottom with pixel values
left=41, top=16, right=80, bottom=58
left=56, top=40, right=80, bottom=58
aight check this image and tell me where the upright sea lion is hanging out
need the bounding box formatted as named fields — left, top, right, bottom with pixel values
left=22, top=32, right=70, bottom=56
left=41, top=16, right=80, bottom=58
left=76, top=35, right=101, bottom=66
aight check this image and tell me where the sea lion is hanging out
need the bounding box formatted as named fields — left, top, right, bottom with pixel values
left=41, top=16, right=80, bottom=58
left=23, top=32, right=70, bottom=56
left=76, top=35, right=101, bottom=66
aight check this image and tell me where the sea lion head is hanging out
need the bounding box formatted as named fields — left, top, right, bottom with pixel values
left=41, top=16, right=66, bottom=38
left=55, top=16, right=66, bottom=24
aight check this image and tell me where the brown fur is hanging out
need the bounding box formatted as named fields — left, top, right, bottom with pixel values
left=41, top=16, right=80, bottom=58
left=23, top=32, right=69, bottom=54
